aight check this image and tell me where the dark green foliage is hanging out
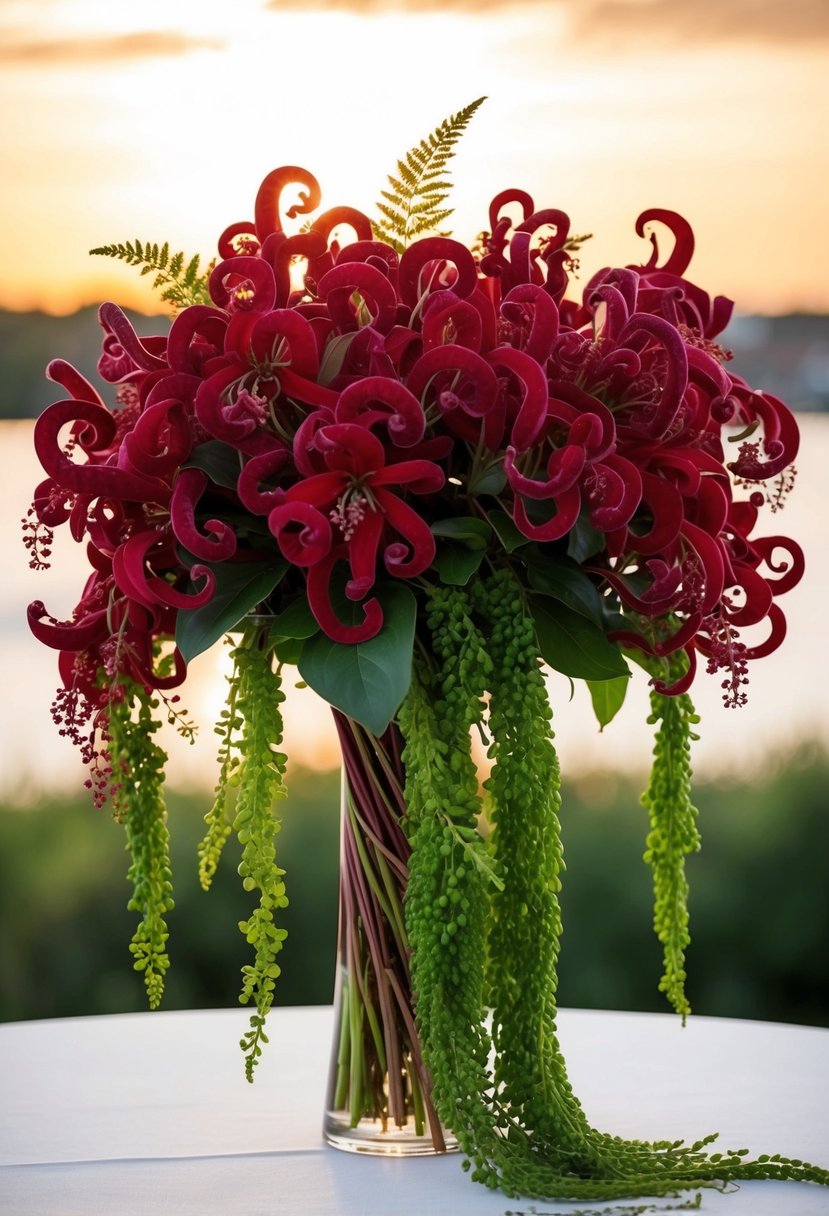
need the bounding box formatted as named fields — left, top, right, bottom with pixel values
left=89, top=240, right=214, bottom=312
left=1, top=745, right=827, bottom=1030
left=0, top=771, right=339, bottom=1023
left=374, top=97, right=486, bottom=252
left=0, top=307, right=168, bottom=419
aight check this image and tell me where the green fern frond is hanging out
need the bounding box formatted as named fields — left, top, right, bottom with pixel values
left=374, top=96, right=486, bottom=253
left=90, top=240, right=214, bottom=314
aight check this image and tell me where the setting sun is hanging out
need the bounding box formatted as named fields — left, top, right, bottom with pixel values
left=1, top=1, right=827, bottom=315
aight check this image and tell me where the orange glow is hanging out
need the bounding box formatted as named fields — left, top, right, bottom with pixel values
left=1, top=3, right=828, bottom=316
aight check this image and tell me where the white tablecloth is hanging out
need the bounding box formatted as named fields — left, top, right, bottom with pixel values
left=1, top=1006, right=827, bottom=1215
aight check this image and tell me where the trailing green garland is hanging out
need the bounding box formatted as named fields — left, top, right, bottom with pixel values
left=638, top=652, right=702, bottom=1022
left=397, top=570, right=829, bottom=1201
left=108, top=683, right=174, bottom=1010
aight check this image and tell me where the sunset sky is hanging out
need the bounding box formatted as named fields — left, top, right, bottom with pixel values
left=1, top=0, right=828, bottom=317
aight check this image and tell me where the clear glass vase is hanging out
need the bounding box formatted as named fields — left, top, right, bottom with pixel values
left=323, top=712, right=457, bottom=1156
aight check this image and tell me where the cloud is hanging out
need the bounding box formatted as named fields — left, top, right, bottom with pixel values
left=0, top=29, right=224, bottom=65
left=262, top=0, right=829, bottom=42
left=569, top=0, right=829, bottom=46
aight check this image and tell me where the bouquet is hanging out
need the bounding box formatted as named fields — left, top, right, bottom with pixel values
left=24, top=100, right=826, bottom=1202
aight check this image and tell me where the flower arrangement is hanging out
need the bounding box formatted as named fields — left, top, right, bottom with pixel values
left=24, top=100, right=826, bottom=1203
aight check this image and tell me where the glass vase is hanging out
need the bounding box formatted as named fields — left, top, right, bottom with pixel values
left=323, top=711, right=456, bottom=1156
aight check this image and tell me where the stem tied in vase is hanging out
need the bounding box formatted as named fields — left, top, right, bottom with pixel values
left=325, top=711, right=452, bottom=1154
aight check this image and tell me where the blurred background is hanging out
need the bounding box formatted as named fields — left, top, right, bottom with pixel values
left=1, top=0, right=827, bottom=1030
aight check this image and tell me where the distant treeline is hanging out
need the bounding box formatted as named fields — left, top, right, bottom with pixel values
left=1, top=307, right=827, bottom=419
left=2, top=741, right=827, bottom=1028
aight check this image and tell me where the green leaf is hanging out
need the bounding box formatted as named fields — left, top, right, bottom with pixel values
left=431, top=517, right=492, bottom=549
left=566, top=513, right=606, bottom=563
left=586, top=676, right=629, bottom=730
left=297, top=583, right=417, bottom=735
left=374, top=97, right=486, bottom=251
left=469, top=464, right=507, bottom=496
left=176, top=560, right=287, bottom=663
left=531, top=596, right=630, bottom=682
left=268, top=597, right=319, bottom=641
left=432, top=542, right=486, bottom=586
left=525, top=554, right=604, bottom=626
left=488, top=509, right=530, bottom=553
left=183, top=441, right=241, bottom=490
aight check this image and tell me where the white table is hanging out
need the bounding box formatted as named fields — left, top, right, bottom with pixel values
left=1, top=1006, right=828, bottom=1215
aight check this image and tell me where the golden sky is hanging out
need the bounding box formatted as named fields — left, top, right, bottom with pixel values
left=1, top=0, right=828, bottom=316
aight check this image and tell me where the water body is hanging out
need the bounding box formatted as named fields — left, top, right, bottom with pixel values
left=3, top=417, right=827, bottom=800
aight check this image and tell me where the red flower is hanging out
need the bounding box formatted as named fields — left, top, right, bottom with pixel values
left=268, top=423, right=444, bottom=641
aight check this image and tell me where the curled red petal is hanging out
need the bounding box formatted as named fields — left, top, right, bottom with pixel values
left=728, top=390, right=800, bottom=480
left=98, top=303, right=167, bottom=372
left=372, top=458, right=445, bottom=495
left=750, top=536, right=805, bottom=596
left=374, top=490, right=436, bottom=578
left=270, top=230, right=328, bottom=306
left=113, top=532, right=215, bottom=610
left=500, top=283, right=560, bottom=362
left=398, top=238, right=478, bottom=308
left=166, top=306, right=228, bottom=374
left=170, top=468, right=237, bottom=560
left=249, top=309, right=320, bottom=378
left=618, top=312, right=689, bottom=438
left=743, top=603, right=787, bottom=659
left=217, top=220, right=259, bottom=259
left=27, top=599, right=110, bottom=651
left=407, top=345, right=500, bottom=423
left=314, top=424, right=386, bottom=478
left=306, top=552, right=383, bottom=643
left=268, top=501, right=333, bottom=566
left=311, top=206, right=374, bottom=252
left=584, top=454, right=642, bottom=531
left=493, top=346, right=551, bottom=452
left=422, top=290, right=483, bottom=353
left=208, top=256, right=277, bottom=313
left=293, top=407, right=336, bottom=476
left=488, top=188, right=535, bottom=235
left=237, top=448, right=290, bottom=515
left=344, top=510, right=385, bottom=600
left=633, top=210, right=695, bottom=278
left=34, top=399, right=168, bottom=502
left=722, top=562, right=774, bottom=627
left=512, top=484, right=582, bottom=542
left=548, top=382, right=617, bottom=463
left=123, top=400, right=192, bottom=478
left=317, top=262, right=398, bottom=334
left=46, top=359, right=105, bottom=406
left=254, top=166, right=322, bottom=241
left=335, top=378, right=425, bottom=447
left=682, top=522, right=725, bottom=613
left=505, top=444, right=585, bottom=500
left=651, top=646, right=698, bottom=696
left=628, top=472, right=685, bottom=555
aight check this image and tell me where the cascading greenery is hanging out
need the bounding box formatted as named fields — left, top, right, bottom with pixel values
left=637, top=652, right=702, bottom=1022
left=108, top=682, right=174, bottom=1010
left=394, top=572, right=829, bottom=1201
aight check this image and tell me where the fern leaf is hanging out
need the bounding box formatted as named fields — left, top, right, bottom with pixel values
left=374, top=96, right=485, bottom=253
left=89, top=238, right=212, bottom=313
